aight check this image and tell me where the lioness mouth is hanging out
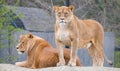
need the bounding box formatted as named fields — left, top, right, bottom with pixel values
left=60, top=21, right=65, bottom=23
left=60, top=20, right=66, bottom=23
left=18, top=51, right=24, bottom=55
left=18, top=51, right=23, bottom=55
left=21, top=51, right=24, bottom=53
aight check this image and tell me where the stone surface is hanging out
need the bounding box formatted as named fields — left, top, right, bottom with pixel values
left=0, top=64, right=120, bottom=71
left=15, top=7, right=55, bottom=32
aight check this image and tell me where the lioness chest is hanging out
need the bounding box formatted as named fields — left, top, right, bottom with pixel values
left=56, top=27, right=71, bottom=45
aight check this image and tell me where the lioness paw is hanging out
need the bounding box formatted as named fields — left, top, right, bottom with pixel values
left=67, top=62, right=76, bottom=67
left=57, top=62, right=65, bottom=67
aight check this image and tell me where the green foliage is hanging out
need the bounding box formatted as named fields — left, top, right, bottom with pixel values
left=7, top=55, right=19, bottom=63
left=116, top=37, right=120, bottom=46
left=116, top=0, right=120, bottom=7
left=0, top=23, right=2, bottom=30
left=0, top=58, right=6, bottom=63
left=0, top=55, right=19, bottom=63
left=114, top=51, right=120, bottom=68
left=95, top=0, right=104, bottom=11
left=52, top=0, right=65, bottom=6
left=0, top=0, right=23, bottom=63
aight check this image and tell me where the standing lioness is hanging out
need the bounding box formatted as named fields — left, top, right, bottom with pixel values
left=54, top=5, right=112, bottom=67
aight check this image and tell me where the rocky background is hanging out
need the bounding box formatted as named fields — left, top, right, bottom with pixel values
left=4, top=0, right=120, bottom=46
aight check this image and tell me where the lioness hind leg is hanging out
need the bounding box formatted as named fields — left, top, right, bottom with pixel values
left=98, top=56, right=104, bottom=67
left=97, top=50, right=104, bottom=67
left=95, top=44, right=104, bottom=67
left=88, top=46, right=98, bottom=66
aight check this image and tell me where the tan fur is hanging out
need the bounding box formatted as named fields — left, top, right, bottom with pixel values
left=54, top=5, right=112, bottom=66
left=15, top=33, right=82, bottom=69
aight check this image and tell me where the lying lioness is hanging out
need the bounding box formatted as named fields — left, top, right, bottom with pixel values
left=15, top=33, right=82, bottom=68
left=54, top=5, right=112, bottom=67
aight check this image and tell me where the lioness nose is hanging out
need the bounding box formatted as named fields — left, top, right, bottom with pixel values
left=16, top=46, right=18, bottom=49
left=60, top=18, right=64, bottom=20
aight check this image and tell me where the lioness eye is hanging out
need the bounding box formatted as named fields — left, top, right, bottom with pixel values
left=22, top=42, right=24, bottom=44
left=58, top=12, right=61, bottom=16
left=65, top=13, right=68, bottom=17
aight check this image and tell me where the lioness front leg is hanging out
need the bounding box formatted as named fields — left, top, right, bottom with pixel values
left=15, top=61, right=27, bottom=67
left=56, top=42, right=65, bottom=66
left=68, top=39, right=78, bottom=66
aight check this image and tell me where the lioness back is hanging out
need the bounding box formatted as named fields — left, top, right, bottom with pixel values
left=82, top=19, right=104, bottom=33
left=80, top=19, right=104, bottom=39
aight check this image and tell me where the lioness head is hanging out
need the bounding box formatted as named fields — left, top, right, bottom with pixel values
left=53, top=5, right=74, bottom=25
left=16, top=33, right=34, bottom=54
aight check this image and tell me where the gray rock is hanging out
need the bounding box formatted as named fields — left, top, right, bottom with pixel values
left=15, top=7, right=55, bottom=32
left=0, top=64, right=120, bottom=71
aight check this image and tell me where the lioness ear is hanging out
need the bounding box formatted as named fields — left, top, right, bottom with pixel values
left=69, top=5, right=74, bottom=11
left=53, top=6, right=59, bottom=12
left=28, top=33, right=33, bottom=38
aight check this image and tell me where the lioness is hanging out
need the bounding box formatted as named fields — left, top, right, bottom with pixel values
left=15, top=33, right=82, bottom=68
left=54, top=5, right=112, bottom=67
